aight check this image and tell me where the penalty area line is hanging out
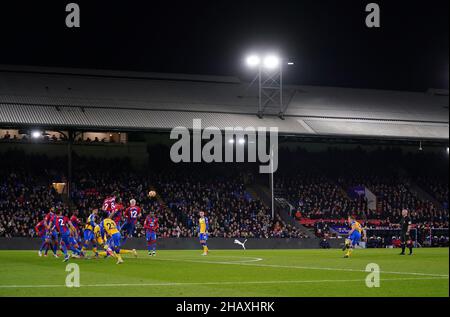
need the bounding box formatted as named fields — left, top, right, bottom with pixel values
left=0, top=277, right=447, bottom=288
left=144, top=256, right=264, bottom=264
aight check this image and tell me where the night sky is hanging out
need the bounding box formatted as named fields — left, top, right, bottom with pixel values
left=0, top=0, right=448, bottom=91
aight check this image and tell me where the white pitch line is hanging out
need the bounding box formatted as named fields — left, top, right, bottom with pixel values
left=0, top=277, right=447, bottom=289
left=147, top=257, right=449, bottom=278
left=146, top=256, right=264, bottom=264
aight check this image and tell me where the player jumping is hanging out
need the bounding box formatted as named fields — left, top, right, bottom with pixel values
left=102, top=191, right=119, bottom=214
left=122, top=199, right=142, bottom=244
left=109, top=197, right=124, bottom=230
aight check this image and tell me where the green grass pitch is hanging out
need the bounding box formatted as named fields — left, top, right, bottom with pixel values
left=0, top=248, right=448, bottom=297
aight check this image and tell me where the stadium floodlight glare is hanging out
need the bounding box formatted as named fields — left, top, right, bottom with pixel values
left=31, top=131, right=42, bottom=139
left=228, top=139, right=235, bottom=144
left=246, top=55, right=261, bottom=67
left=244, top=51, right=288, bottom=120
left=238, top=138, right=246, bottom=145
left=263, top=55, right=280, bottom=69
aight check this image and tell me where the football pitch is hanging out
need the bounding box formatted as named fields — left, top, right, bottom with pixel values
left=0, top=248, right=448, bottom=297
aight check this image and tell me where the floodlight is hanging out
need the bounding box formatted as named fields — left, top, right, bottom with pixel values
left=263, top=55, right=280, bottom=69
left=246, top=55, right=261, bottom=67
left=31, top=131, right=42, bottom=139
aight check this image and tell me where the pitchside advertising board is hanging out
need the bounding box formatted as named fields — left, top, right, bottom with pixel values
left=332, top=226, right=351, bottom=235
left=348, top=186, right=377, bottom=210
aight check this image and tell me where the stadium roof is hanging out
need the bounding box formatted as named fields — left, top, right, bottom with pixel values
left=0, top=65, right=448, bottom=141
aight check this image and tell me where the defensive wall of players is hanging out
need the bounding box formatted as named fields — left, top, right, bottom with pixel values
left=0, top=237, right=342, bottom=250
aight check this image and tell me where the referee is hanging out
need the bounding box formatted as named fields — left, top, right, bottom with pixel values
left=399, top=209, right=414, bottom=255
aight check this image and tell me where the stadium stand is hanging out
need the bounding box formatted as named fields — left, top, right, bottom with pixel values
left=0, top=151, right=305, bottom=239
left=0, top=66, right=448, bottom=248
left=0, top=145, right=447, bottom=248
left=274, top=147, right=449, bottom=246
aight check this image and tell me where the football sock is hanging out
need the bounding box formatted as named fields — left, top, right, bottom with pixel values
left=119, top=250, right=133, bottom=254
left=60, top=242, right=68, bottom=256
left=107, top=249, right=117, bottom=258
left=343, top=239, right=350, bottom=251
left=70, top=245, right=81, bottom=255
left=39, top=240, right=47, bottom=252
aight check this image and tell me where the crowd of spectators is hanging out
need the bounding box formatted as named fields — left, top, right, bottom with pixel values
left=275, top=147, right=449, bottom=243
left=1, top=131, right=66, bottom=142
left=0, top=130, right=123, bottom=144
left=1, top=146, right=448, bottom=244
left=417, top=177, right=449, bottom=210
left=276, top=174, right=368, bottom=219
left=70, top=157, right=187, bottom=239
left=0, top=153, right=65, bottom=237
left=154, top=167, right=306, bottom=239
